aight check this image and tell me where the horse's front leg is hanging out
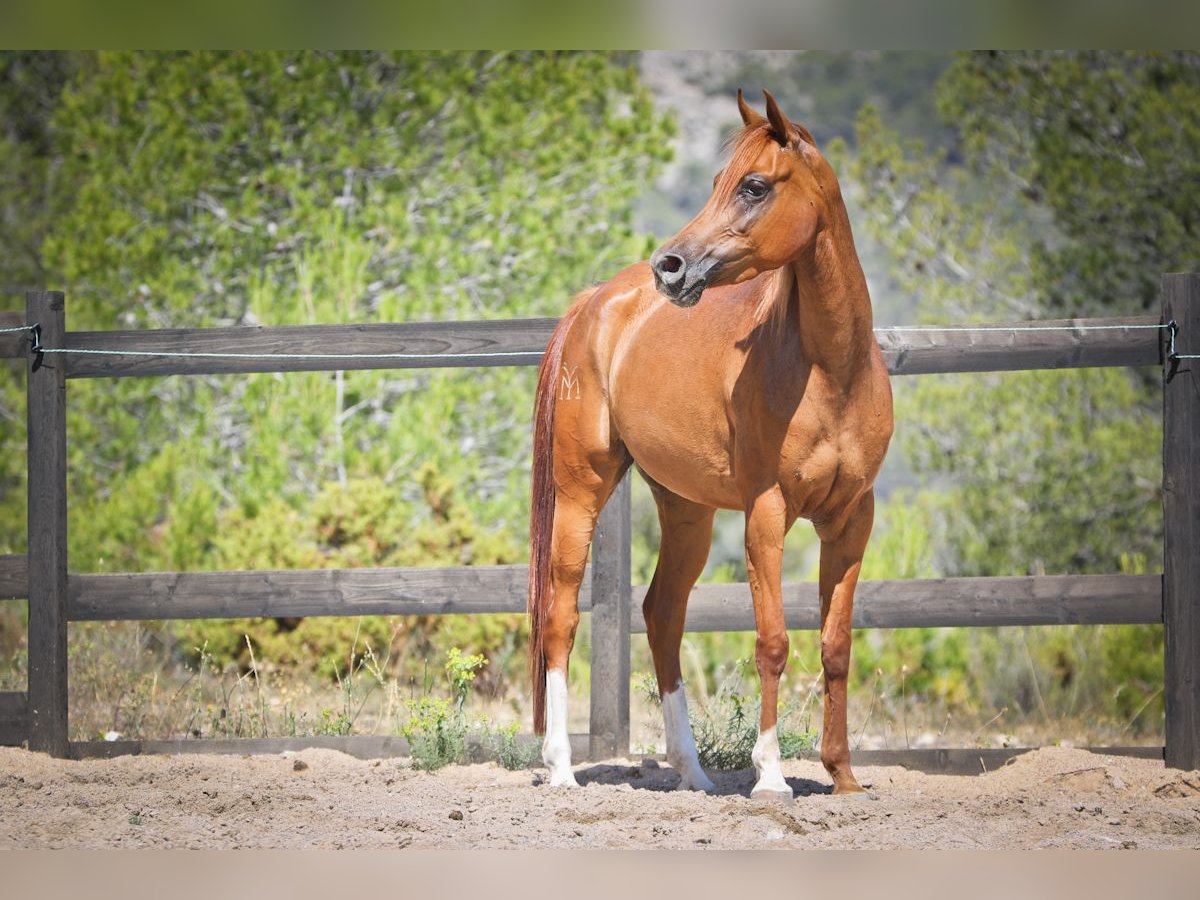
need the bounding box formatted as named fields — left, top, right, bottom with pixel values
left=744, top=487, right=792, bottom=801
left=816, top=491, right=875, bottom=795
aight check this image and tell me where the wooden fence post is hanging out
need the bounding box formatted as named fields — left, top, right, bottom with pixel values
left=26, top=290, right=69, bottom=757
left=1163, top=272, right=1200, bottom=770
left=589, top=471, right=631, bottom=759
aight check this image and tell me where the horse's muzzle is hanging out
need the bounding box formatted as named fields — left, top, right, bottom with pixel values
left=651, top=249, right=713, bottom=307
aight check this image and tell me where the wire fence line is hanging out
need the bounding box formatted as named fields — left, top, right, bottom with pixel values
left=881, top=322, right=1169, bottom=332
left=39, top=347, right=539, bottom=362
left=4, top=320, right=1199, bottom=360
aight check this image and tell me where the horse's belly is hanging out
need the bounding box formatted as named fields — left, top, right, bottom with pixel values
left=613, top=391, right=741, bottom=509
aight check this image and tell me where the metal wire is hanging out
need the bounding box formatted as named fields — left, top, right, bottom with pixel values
left=35, top=347, right=537, bottom=362
left=1165, top=321, right=1200, bottom=361
left=8, top=319, right=1196, bottom=362
left=880, top=323, right=1168, bottom=332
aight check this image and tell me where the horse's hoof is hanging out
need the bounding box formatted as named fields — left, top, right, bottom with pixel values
left=547, top=771, right=581, bottom=788
left=676, top=772, right=716, bottom=793
left=831, top=782, right=869, bottom=797
left=750, top=788, right=795, bottom=805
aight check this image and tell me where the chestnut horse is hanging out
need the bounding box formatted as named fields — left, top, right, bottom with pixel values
left=528, top=91, right=893, bottom=798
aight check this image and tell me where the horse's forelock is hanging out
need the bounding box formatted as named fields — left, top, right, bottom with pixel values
left=714, top=122, right=775, bottom=197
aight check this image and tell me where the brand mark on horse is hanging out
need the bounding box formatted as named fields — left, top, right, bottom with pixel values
left=559, top=364, right=581, bottom=400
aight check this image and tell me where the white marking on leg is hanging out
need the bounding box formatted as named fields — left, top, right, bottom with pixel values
left=661, top=684, right=715, bottom=792
left=750, top=726, right=791, bottom=797
left=542, top=669, right=579, bottom=787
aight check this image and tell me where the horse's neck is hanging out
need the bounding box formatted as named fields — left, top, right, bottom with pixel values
left=789, top=220, right=875, bottom=383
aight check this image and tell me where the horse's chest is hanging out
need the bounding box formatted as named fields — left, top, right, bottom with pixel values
left=778, top=434, right=868, bottom=514
left=757, top=391, right=881, bottom=519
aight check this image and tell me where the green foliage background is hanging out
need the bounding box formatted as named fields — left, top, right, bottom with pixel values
left=0, top=50, right=671, bottom=697
left=2, top=51, right=1194, bottom=743
left=830, top=51, right=1195, bottom=734
left=634, top=52, right=1194, bottom=742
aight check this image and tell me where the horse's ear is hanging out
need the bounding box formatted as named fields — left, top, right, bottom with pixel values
left=737, top=88, right=765, bottom=127
left=762, top=89, right=816, bottom=149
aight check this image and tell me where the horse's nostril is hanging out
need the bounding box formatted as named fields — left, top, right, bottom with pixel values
left=653, top=253, right=687, bottom=290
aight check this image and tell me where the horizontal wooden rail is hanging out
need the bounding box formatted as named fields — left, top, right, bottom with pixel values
left=9, top=314, right=1159, bottom=379
left=65, top=567, right=1161, bottom=630
left=816, top=745, right=1163, bottom=775
left=673, top=573, right=1163, bottom=631
left=0, top=554, right=27, bottom=599
left=61, top=318, right=556, bottom=378
left=875, top=316, right=1162, bottom=374
left=0, top=691, right=28, bottom=746
left=67, top=733, right=1162, bottom=772
left=0, top=310, right=28, bottom=357
left=68, top=564, right=531, bottom=620
left=70, top=732, right=593, bottom=761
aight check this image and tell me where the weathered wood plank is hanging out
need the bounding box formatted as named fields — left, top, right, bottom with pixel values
left=53, top=314, right=1161, bottom=380
left=61, top=318, right=557, bottom=378
left=1163, top=273, right=1200, bottom=770
left=0, top=691, right=28, bottom=746
left=70, top=733, right=595, bottom=761
left=0, top=554, right=27, bottom=599
left=0, top=310, right=29, bottom=358
left=72, top=735, right=412, bottom=760
left=67, top=733, right=1160, bottom=774
left=66, top=566, right=1159, bottom=631
left=590, top=473, right=631, bottom=759
left=26, top=290, right=69, bottom=758
left=809, top=746, right=1163, bottom=776
left=661, top=574, right=1162, bottom=633
left=68, top=565, right=535, bottom=620
left=877, top=316, right=1162, bottom=375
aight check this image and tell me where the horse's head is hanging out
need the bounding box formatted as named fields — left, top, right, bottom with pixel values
left=651, top=90, right=835, bottom=308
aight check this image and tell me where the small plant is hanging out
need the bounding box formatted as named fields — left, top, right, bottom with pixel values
left=402, top=696, right=468, bottom=771
left=445, top=647, right=487, bottom=714
left=777, top=726, right=818, bottom=759
left=693, top=684, right=759, bottom=770
left=315, top=707, right=353, bottom=736
left=634, top=671, right=661, bottom=708
left=484, top=720, right=541, bottom=771
left=689, top=663, right=818, bottom=770
left=128, top=813, right=143, bottom=826
left=401, top=647, right=488, bottom=771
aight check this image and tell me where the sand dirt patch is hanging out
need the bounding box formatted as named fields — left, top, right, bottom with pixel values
left=1, top=745, right=1197, bottom=849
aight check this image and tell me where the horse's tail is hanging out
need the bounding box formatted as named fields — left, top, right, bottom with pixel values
left=529, top=293, right=590, bottom=735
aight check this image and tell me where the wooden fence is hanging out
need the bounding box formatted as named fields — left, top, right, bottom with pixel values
left=1, top=273, right=1197, bottom=771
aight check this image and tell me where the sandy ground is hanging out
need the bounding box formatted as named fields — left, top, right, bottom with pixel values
left=1, top=745, right=1198, bottom=849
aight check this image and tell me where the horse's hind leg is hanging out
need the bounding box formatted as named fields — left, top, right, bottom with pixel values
left=643, top=484, right=716, bottom=792
left=541, top=461, right=629, bottom=787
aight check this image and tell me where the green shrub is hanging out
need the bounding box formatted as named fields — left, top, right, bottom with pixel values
left=402, top=696, right=468, bottom=771
left=485, top=721, right=542, bottom=771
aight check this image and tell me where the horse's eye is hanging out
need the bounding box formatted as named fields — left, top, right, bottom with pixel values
left=740, top=178, right=769, bottom=200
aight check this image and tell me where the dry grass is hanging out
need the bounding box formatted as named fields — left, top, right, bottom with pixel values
left=0, top=618, right=1165, bottom=753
